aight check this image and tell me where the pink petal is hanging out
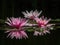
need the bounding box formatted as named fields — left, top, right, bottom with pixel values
left=7, top=18, right=11, bottom=23
left=34, top=31, right=38, bottom=35
left=5, top=22, right=12, bottom=26
left=20, top=31, right=28, bottom=38
left=20, top=20, right=28, bottom=27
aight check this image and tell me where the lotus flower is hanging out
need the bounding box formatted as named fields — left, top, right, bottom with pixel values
left=34, top=16, right=52, bottom=28
left=5, top=17, right=28, bottom=39
left=22, top=10, right=42, bottom=19
left=34, top=16, right=55, bottom=35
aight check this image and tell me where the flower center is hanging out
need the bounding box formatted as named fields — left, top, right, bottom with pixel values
left=12, top=23, right=22, bottom=29
left=38, top=22, right=45, bottom=27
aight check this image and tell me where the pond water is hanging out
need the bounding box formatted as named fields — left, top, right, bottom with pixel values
left=0, top=29, right=60, bottom=45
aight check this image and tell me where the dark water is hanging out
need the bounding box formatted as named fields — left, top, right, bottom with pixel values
left=0, top=29, right=60, bottom=45
left=0, top=0, right=60, bottom=18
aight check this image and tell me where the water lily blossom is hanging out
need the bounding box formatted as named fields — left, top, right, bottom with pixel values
left=5, top=17, right=28, bottom=39
left=22, top=10, right=42, bottom=19
left=34, top=16, right=55, bottom=35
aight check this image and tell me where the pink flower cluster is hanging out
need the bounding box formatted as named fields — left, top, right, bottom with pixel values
left=5, top=17, right=28, bottom=39
left=34, top=16, right=55, bottom=35
left=5, top=10, right=55, bottom=39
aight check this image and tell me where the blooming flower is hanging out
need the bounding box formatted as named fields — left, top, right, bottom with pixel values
left=22, top=10, right=42, bottom=19
left=5, top=17, right=28, bottom=39
left=34, top=16, right=52, bottom=28
left=34, top=16, right=55, bottom=35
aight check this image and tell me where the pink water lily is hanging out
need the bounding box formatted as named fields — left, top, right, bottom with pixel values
left=5, top=17, right=28, bottom=29
left=5, top=17, right=28, bottom=39
left=22, top=10, right=42, bottom=19
left=34, top=16, right=51, bottom=28
left=34, top=16, right=55, bottom=35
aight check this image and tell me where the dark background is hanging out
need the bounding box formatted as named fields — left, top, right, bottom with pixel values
left=0, top=0, right=60, bottom=45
